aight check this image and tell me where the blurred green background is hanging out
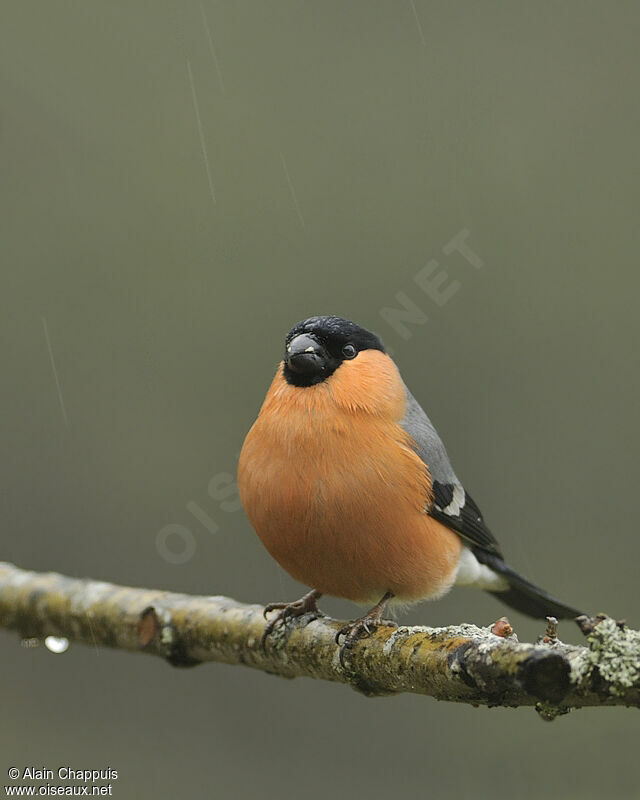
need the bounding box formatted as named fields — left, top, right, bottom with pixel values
left=2, top=2, right=639, bottom=798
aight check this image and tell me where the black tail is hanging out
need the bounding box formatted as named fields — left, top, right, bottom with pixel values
left=475, top=550, right=583, bottom=620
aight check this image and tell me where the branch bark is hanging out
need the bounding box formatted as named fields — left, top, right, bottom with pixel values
left=0, top=561, right=637, bottom=718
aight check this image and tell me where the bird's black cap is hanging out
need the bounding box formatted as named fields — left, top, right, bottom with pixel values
left=283, top=316, right=385, bottom=387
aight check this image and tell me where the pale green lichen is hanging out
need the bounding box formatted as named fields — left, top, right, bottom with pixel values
left=381, top=626, right=414, bottom=655
left=155, top=607, right=175, bottom=648
left=574, top=617, right=640, bottom=697
left=535, top=701, right=570, bottom=721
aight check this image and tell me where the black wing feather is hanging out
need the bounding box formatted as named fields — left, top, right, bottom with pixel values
left=430, top=481, right=503, bottom=558
left=401, top=385, right=583, bottom=619
left=429, top=481, right=582, bottom=618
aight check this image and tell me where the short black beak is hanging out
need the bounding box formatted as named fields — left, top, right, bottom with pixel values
left=285, top=334, right=327, bottom=377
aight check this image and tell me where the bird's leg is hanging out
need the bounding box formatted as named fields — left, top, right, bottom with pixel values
left=261, top=588, right=324, bottom=649
left=335, top=591, right=397, bottom=668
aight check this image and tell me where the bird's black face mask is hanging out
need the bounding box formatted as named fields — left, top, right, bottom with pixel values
left=282, top=315, right=385, bottom=387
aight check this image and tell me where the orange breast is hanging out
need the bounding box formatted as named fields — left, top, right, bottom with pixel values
left=237, top=351, right=461, bottom=604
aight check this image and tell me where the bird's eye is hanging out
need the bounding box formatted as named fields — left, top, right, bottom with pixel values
left=342, top=343, right=357, bottom=359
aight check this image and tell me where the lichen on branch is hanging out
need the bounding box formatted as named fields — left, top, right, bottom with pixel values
left=0, top=562, right=637, bottom=717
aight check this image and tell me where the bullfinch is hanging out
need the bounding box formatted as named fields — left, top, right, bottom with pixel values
left=238, top=315, right=581, bottom=661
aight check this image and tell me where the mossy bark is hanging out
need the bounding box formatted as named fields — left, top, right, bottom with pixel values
left=1, top=562, right=638, bottom=716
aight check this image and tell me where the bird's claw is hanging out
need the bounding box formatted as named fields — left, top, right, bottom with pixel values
left=335, top=615, right=398, bottom=668
left=260, top=590, right=323, bottom=650
left=263, top=601, right=289, bottom=619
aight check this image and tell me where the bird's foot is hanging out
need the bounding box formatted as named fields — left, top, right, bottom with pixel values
left=335, top=591, right=396, bottom=668
left=261, top=589, right=323, bottom=649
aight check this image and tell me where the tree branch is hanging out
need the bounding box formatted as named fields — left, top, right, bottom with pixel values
left=0, top=561, right=637, bottom=718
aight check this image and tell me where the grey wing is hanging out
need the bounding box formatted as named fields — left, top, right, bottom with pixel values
left=399, top=386, right=503, bottom=557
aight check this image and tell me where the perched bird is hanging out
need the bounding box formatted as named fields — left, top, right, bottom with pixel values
left=238, top=315, right=581, bottom=660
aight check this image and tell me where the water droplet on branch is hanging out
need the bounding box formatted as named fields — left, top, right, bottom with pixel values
left=44, top=636, right=69, bottom=654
